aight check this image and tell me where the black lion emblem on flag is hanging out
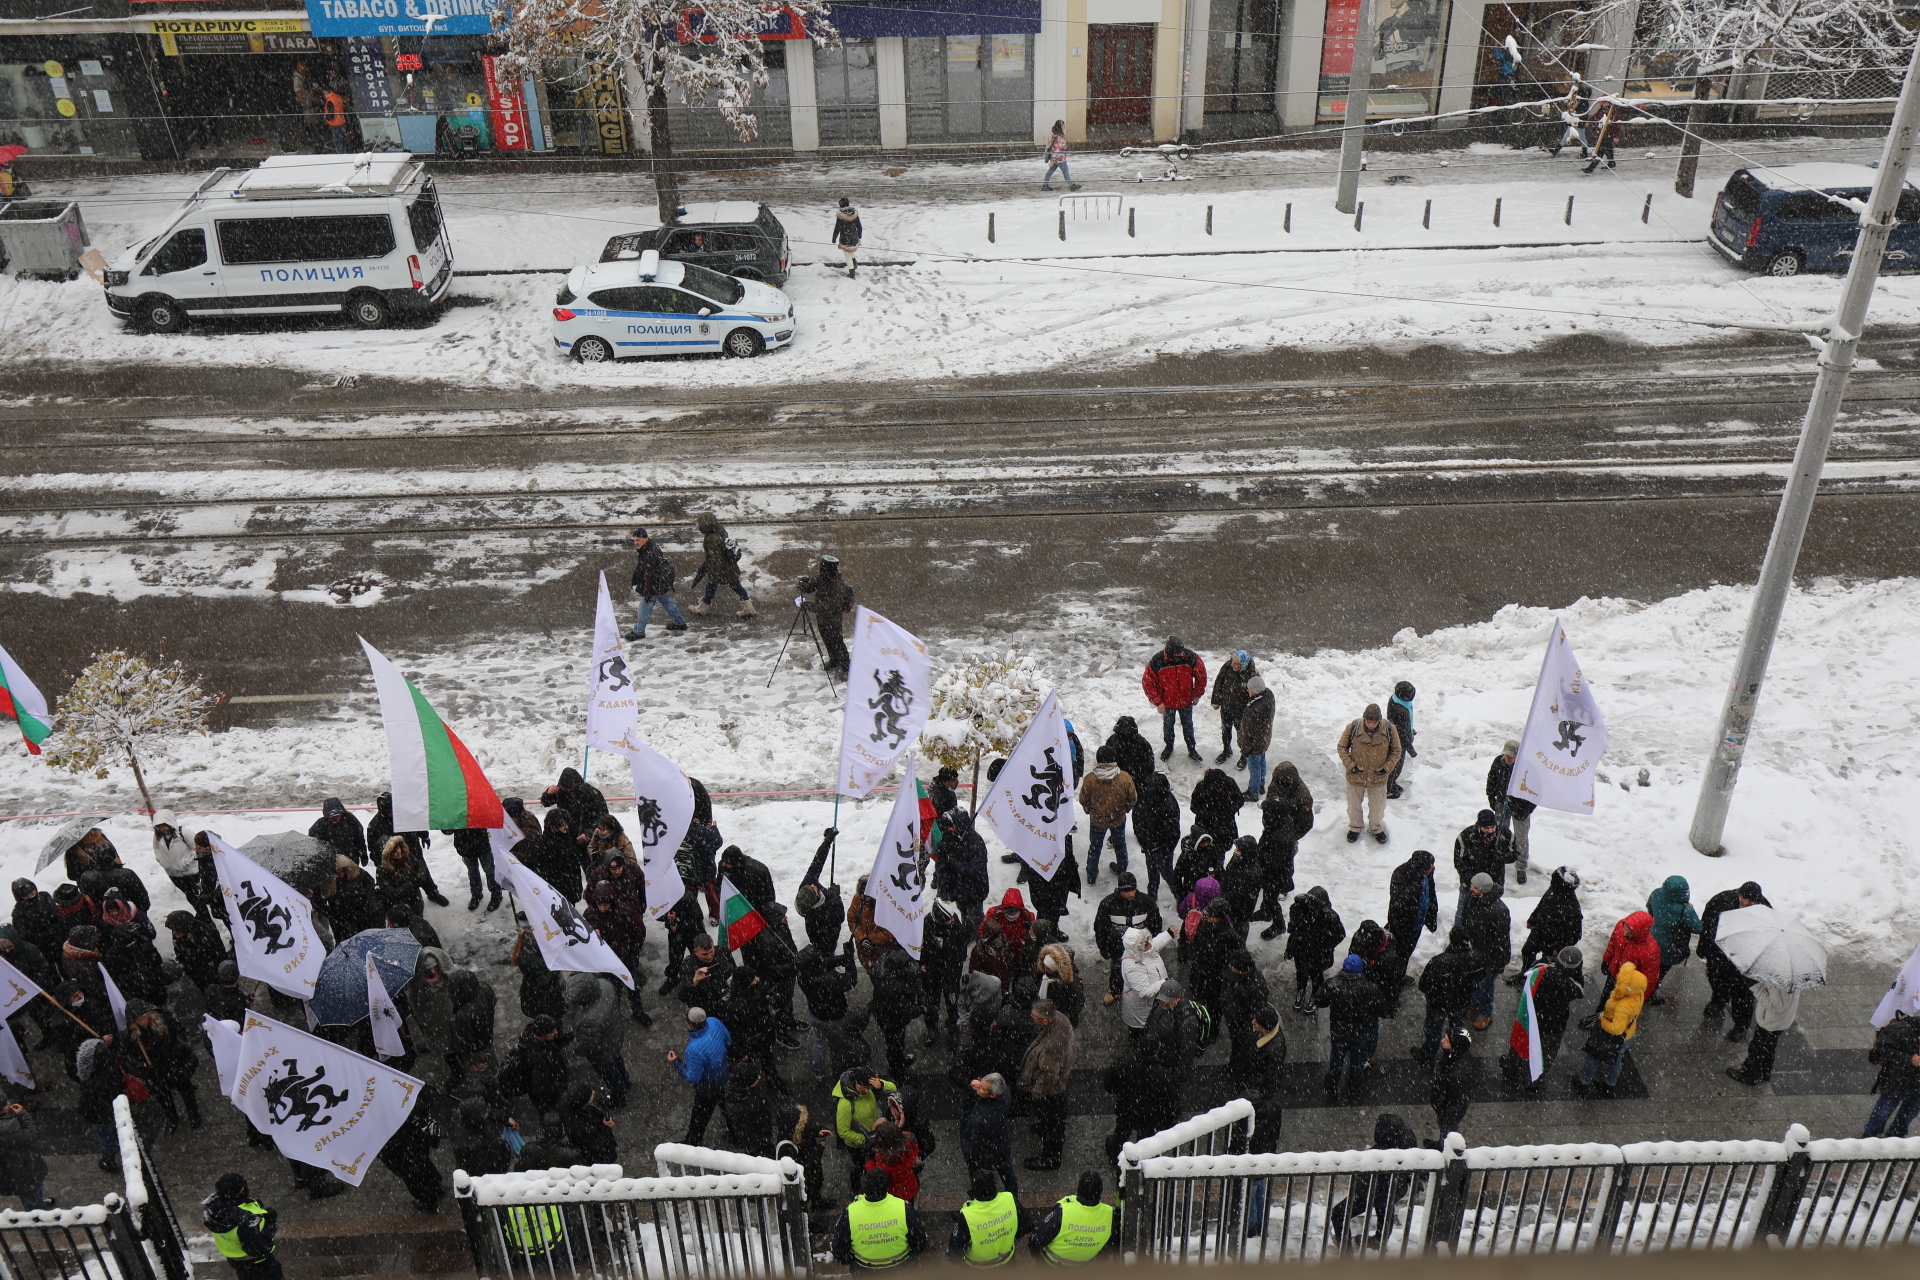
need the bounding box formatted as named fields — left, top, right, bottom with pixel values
left=633, top=796, right=669, bottom=849
left=1020, top=747, right=1067, bottom=824
left=549, top=896, right=594, bottom=947
left=236, top=880, right=296, bottom=955
left=1553, top=721, right=1588, bottom=757
left=265, top=1060, right=350, bottom=1132
left=597, top=654, right=631, bottom=693
left=867, top=669, right=915, bottom=749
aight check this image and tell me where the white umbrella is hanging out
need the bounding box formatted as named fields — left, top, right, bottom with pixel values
left=1714, top=904, right=1829, bottom=992
left=34, top=815, right=112, bottom=874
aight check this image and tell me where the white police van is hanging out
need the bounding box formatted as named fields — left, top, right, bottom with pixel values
left=103, top=153, right=452, bottom=333
left=551, top=249, right=794, bottom=362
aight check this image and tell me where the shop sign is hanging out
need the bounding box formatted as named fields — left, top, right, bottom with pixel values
left=582, top=73, right=628, bottom=154
left=159, top=31, right=324, bottom=54
left=480, top=55, right=528, bottom=150
left=675, top=5, right=809, bottom=42
left=346, top=35, right=396, bottom=116
left=304, top=0, right=497, bottom=38
left=146, top=18, right=308, bottom=31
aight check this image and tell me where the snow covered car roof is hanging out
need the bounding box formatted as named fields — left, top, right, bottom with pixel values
left=1742, top=163, right=1885, bottom=192
left=674, top=202, right=764, bottom=226
left=577, top=258, right=689, bottom=289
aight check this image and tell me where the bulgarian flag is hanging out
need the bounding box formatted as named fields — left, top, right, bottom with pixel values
left=1511, top=963, right=1548, bottom=1081
left=915, top=777, right=944, bottom=854
left=360, top=638, right=503, bottom=834
left=0, top=644, right=51, bottom=755
left=719, top=874, right=767, bottom=952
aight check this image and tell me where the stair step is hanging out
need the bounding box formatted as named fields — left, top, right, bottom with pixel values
left=189, top=1214, right=470, bottom=1277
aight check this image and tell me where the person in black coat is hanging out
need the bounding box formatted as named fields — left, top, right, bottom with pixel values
left=366, top=792, right=447, bottom=906
left=722, top=1058, right=778, bottom=1157
left=1384, top=682, right=1417, bottom=798
left=1104, top=716, right=1157, bottom=791
left=920, top=904, right=969, bottom=1040
left=443, top=825, right=501, bottom=912
left=530, top=810, right=584, bottom=904
left=1103, top=1051, right=1178, bottom=1161
left=1188, top=900, right=1240, bottom=1008
left=1092, top=874, right=1161, bottom=1000
left=1283, top=887, right=1345, bottom=1014
left=718, top=846, right=778, bottom=918
left=1219, top=950, right=1272, bottom=1084
left=1172, top=831, right=1222, bottom=902
left=1253, top=773, right=1309, bottom=937
left=1486, top=741, right=1539, bottom=884
left=493, top=1016, right=571, bottom=1113
left=870, top=949, right=922, bottom=1078
left=453, top=1097, right=514, bottom=1177
left=1699, top=880, right=1771, bottom=1038
left=1386, top=851, right=1439, bottom=964
left=1428, top=1025, right=1475, bottom=1137
left=559, top=1082, right=618, bottom=1164
left=1451, top=811, right=1516, bottom=917
left=448, top=969, right=497, bottom=1096
left=164, top=911, right=227, bottom=994
left=1416, top=928, right=1480, bottom=1063
left=1501, top=947, right=1586, bottom=1087
left=797, top=829, right=846, bottom=956
left=927, top=769, right=961, bottom=820
left=1518, top=866, right=1583, bottom=971
left=543, top=767, right=610, bottom=851
left=1018, top=835, right=1080, bottom=929
left=1131, top=772, right=1182, bottom=905
left=10, top=881, right=65, bottom=963
left=1245, top=1003, right=1287, bottom=1153
left=1189, top=769, right=1245, bottom=846
left=1323, top=955, right=1386, bottom=1101
left=932, top=811, right=990, bottom=929
left=1457, top=877, right=1512, bottom=1029
left=377, top=1090, right=445, bottom=1211
left=1218, top=837, right=1263, bottom=926
left=307, top=798, right=368, bottom=865
left=122, top=1000, right=201, bottom=1132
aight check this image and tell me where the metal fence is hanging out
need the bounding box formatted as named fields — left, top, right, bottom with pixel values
left=1120, top=1121, right=1920, bottom=1260
left=454, top=1155, right=810, bottom=1280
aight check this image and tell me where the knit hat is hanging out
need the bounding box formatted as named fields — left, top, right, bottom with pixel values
left=1738, top=881, right=1765, bottom=900
left=217, top=960, right=239, bottom=983
left=1253, top=1003, right=1280, bottom=1029
left=1477, top=809, right=1498, bottom=826
left=631, top=526, right=648, bottom=539
left=1342, top=954, right=1365, bottom=973
left=1235, top=650, right=1250, bottom=665
left=1558, top=946, right=1584, bottom=970
left=1116, top=872, right=1138, bottom=891
left=215, top=1173, right=248, bottom=1198
left=1470, top=872, right=1495, bottom=893
left=1166, top=636, right=1183, bottom=652
left=1395, top=681, right=1416, bottom=700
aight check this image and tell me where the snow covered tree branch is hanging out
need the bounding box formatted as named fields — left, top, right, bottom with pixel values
left=43, top=651, right=218, bottom=816
left=917, top=652, right=1048, bottom=810
left=495, top=0, right=837, bottom=221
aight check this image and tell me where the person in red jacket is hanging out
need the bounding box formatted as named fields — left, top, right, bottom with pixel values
left=1598, top=910, right=1662, bottom=1005
left=1142, top=637, right=1209, bottom=763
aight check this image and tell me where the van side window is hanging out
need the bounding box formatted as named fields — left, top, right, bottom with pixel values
left=1775, top=192, right=1856, bottom=223
left=711, top=231, right=758, bottom=252
left=216, top=215, right=398, bottom=265
left=143, top=228, right=207, bottom=276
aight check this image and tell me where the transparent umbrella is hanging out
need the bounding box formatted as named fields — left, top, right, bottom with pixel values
left=35, top=816, right=112, bottom=873
left=1714, top=904, right=1829, bottom=992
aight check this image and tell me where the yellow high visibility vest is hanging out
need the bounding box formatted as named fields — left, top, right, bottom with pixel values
left=845, top=1194, right=910, bottom=1268
left=212, top=1202, right=272, bottom=1261
left=960, top=1191, right=1019, bottom=1266
left=504, top=1204, right=564, bottom=1257
left=1044, top=1197, right=1114, bottom=1264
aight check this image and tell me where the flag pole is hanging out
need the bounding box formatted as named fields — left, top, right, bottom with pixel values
left=38, top=991, right=101, bottom=1040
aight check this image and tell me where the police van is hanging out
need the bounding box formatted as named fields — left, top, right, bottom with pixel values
left=103, top=153, right=452, bottom=333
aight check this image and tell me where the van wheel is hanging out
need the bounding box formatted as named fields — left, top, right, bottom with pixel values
left=572, top=336, right=614, bottom=363
left=723, top=328, right=765, bottom=358
left=1765, top=250, right=1804, bottom=278
left=139, top=295, right=186, bottom=334
left=347, top=291, right=390, bottom=329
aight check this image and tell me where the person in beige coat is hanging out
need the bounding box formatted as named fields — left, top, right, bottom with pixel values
left=1077, top=745, right=1138, bottom=887
left=1019, top=999, right=1076, bottom=1170
left=1336, top=704, right=1403, bottom=844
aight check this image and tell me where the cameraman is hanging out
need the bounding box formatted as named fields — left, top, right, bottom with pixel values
left=799, top=556, right=854, bottom=680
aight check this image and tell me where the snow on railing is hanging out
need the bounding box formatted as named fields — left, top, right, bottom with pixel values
left=1789, top=1133, right=1920, bottom=1248
left=462, top=1171, right=779, bottom=1208
left=0, top=1202, right=115, bottom=1229
left=112, top=1095, right=148, bottom=1213
left=654, top=1144, right=802, bottom=1185
left=1121, top=1099, right=1255, bottom=1170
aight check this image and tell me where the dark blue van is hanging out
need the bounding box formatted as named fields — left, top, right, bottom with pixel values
left=1710, top=162, right=1920, bottom=277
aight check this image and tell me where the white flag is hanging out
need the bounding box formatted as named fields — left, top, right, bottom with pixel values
left=210, top=833, right=327, bottom=999
left=367, top=953, right=407, bottom=1059
left=0, top=954, right=43, bottom=1022
left=866, top=756, right=929, bottom=958
left=203, top=1015, right=242, bottom=1099
left=1872, top=938, right=1920, bottom=1027
left=495, top=850, right=636, bottom=989
left=584, top=571, right=642, bottom=753
left=0, top=1023, right=32, bottom=1090
left=836, top=608, right=933, bottom=799
left=619, top=742, right=692, bottom=920
left=231, top=1010, right=422, bottom=1186
left=1509, top=619, right=1609, bottom=817
left=99, top=964, right=126, bottom=1032
left=976, top=690, right=1078, bottom=880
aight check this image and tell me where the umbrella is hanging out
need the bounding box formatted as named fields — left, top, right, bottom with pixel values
left=1714, top=904, right=1829, bottom=992
left=238, top=831, right=337, bottom=895
left=310, top=928, right=421, bottom=1027
left=35, top=816, right=111, bottom=874
left=0, top=146, right=27, bottom=167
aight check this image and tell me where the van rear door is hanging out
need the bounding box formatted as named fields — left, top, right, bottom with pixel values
left=406, top=179, right=451, bottom=295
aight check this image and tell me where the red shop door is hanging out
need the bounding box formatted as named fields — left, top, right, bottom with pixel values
left=1088, top=24, right=1154, bottom=125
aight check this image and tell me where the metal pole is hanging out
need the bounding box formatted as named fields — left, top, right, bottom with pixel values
left=1335, top=0, right=1377, bottom=214
left=1688, top=40, right=1920, bottom=856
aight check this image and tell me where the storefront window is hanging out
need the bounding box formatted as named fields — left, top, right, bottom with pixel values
left=664, top=47, right=793, bottom=149
left=816, top=38, right=881, bottom=146
left=905, top=34, right=1033, bottom=143
left=2, top=52, right=140, bottom=157
left=1318, top=0, right=1451, bottom=122
left=1204, top=0, right=1279, bottom=120
left=1474, top=2, right=1591, bottom=109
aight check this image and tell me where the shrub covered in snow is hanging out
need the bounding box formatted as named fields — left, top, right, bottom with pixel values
left=43, top=650, right=217, bottom=817
left=916, top=652, right=1049, bottom=789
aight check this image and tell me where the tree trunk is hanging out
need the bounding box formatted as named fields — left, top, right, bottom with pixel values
left=1673, top=76, right=1714, bottom=199
left=125, top=744, right=155, bottom=818
left=648, top=83, right=681, bottom=224
left=969, top=749, right=981, bottom=816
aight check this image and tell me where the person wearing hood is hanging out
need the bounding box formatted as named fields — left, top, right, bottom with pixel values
left=1573, top=961, right=1645, bottom=1096
left=831, top=196, right=863, bottom=278
left=1172, top=833, right=1222, bottom=904
left=325, top=856, right=382, bottom=939
left=1131, top=772, right=1182, bottom=905
left=447, top=969, right=498, bottom=1098
left=494, top=1014, right=571, bottom=1114
left=1428, top=1022, right=1475, bottom=1136
left=1142, top=636, right=1208, bottom=763
left=375, top=836, right=427, bottom=923
left=1119, top=927, right=1174, bottom=1033
left=74, top=1037, right=125, bottom=1171
left=847, top=875, right=903, bottom=975
left=978, top=888, right=1035, bottom=954
left=717, top=844, right=779, bottom=921
left=366, top=793, right=448, bottom=907
left=405, top=948, right=458, bottom=1075
left=1699, top=880, right=1771, bottom=1040
left=1329, top=1113, right=1421, bottom=1246
left=205, top=960, right=249, bottom=1025
left=687, top=511, right=755, bottom=618
left=1219, top=835, right=1263, bottom=925
left=0, top=1098, right=52, bottom=1211
left=1337, top=704, right=1402, bottom=845
left=1599, top=911, right=1663, bottom=1005
left=1519, top=867, right=1583, bottom=972
left=721, top=1057, right=779, bottom=1157
left=166, top=910, right=226, bottom=993
left=1176, top=875, right=1223, bottom=965
left=124, top=1000, right=201, bottom=1131
left=1078, top=745, right=1138, bottom=885
left=558, top=1080, right=619, bottom=1163
left=1019, top=1000, right=1075, bottom=1170
left=100, top=902, right=166, bottom=1005
left=1018, top=834, right=1081, bottom=929
left=1486, top=740, right=1538, bottom=883
left=921, top=900, right=972, bottom=1042
left=1384, top=681, right=1417, bottom=799
left=377, top=1088, right=446, bottom=1212
left=871, top=948, right=924, bottom=1078
left=202, top=1172, right=277, bottom=1280
left=931, top=809, right=990, bottom=930
left=1104, top=715, right=1157, bottom=792
left=0, top=927, right=57, bottom=1046
left=306, top=798, right=368, bottom=867
left=152, top=810, right=208, bottom=916
left=799, top=555, right=855, bottom=678
left=1210, top=650, right=1258, bottom=766
left=1094, top=872, right=1161, bottom=1006
left=62, top=829, right=118, bottom=887
left=1189, top=898, right=1240, bottom=1007
left=11, top=881, right=64, bottom=964
left=1416, top=927, right=1481, bottom=1064
left=1349, top=918, right=1401, bottom=1013
left=1386, top=850, right=1438, bottom=971
left=585, top=854, right=651, bottom=1022
left=1459, top=874, right=1511, bottom=1029
left=442, top=824, right=501, bottom=913
left=527, top=810, right=584, bottom=905
left=1189, top=768, right=1245, bottom=847
left=1013, top=942, right=1085, bottom=1028
left=1503, top=947, right=1586, bottom=1086
left=1284, top=887, right=1346, bottom=1015
left=1644, top=876, right=1701, bottom=1005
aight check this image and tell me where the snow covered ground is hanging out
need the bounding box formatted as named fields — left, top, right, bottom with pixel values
left=5, top=136, right=1916, bottom=389
left=4, top=577, right=1916, bottom=986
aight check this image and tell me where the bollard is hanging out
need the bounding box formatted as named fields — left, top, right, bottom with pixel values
left=1493, top=197, right=1502, bottom=228
left=1423, top=198, right=1431, bottom=230
left=1284, top=202, right=1292, bottom=233
left=1642, top=193, right=1652, bottom=224
left=1565, top=194, right=1574, bottom=226
left=1059, top=209, right=1065, bottom=242
left=1128, top=206, right=1136, bottom=238
left=1206, top=204, right=1213, bottom=236
left=1354, top=201, right=1364, bottom=232
left=988, top=211, right=995, bottom=244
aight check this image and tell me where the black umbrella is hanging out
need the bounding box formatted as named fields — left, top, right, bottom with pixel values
left=237, top=832, right=337, bottom=895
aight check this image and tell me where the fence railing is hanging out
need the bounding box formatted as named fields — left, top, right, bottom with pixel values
left=113, top=1094, right=191, bottom=1280
left=454, top=1156, right=809, bottom=1280
left=1120, top=1119, right=1920, bottom=1260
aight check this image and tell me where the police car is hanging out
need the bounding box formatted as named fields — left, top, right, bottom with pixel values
left=551, top=249, right=794, bottom=362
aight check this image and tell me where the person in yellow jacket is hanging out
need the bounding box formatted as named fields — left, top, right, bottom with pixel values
left=1028, top=1171, right=1116, bottom=1264
left=833, top=1068, right=896, bottom=1191
left=947, top=1168, right=1031, bottom=1265
left=1573, top=961, right=1646, bottom=1096
left=832, top=1168, right=927, bottom=1269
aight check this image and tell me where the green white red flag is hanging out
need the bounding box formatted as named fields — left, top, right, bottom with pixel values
left=719, top=875, right=766, bottom=952
left=916, top=776, right=944, bottom=854
left=1510, top=963, right=1547, bottom=1081
left=0, top=643, right=51, bottom=755
left=360, top=638, right=503, bottom=833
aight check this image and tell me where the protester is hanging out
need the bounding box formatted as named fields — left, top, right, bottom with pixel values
left=1699, top=881, right=1770, bottom=1039
left=1077, top=745, right=1137, bottom=884
left=1254, top=764, right=1312, bottom=935
left=1283, top=887, right=1345, bottom=1015
left=1336, top=704, right=1402, bottom=843
left=669, top=1007, right=731, bottom=1146
left=1599, top=910, right=1663, bottom=1006
left=1485, top=741, right=1537, bottom=883
left=1384, top=681, right=1417, bottom=798
left=1238, top=676, right=1275, bottom=799
left=1458, top=874, right=1512, bottom=1030
left=1864, top=1011, right=1920, bottom=1137
left=1429, top=1025, right=1475, bottom=1136
left=1727, top=982, right=1799, bottom=1086
left=1573, top=961, right=1645, bottom=1096
left=1019, top=999, right=1075, bottom=1170
left=1142, top=637, right=1208, bottom=762
left=1518, top=867, right=1583, bottom=972
left=1502, top=947, right=1585, bottom=1087
left=1452, top=810, right=1516, bottom=920
left=1210, top=650, right=1257, bottom=765
left=1416, top=927, right=1480, bottom=1064
left=1323, top=954, right=1384, bottom=1102
left=1386, top=851, right=1439, bottom=966
left=0, top=1100, right=51, bottom=1211
left=958, top=1072, right=1018, bottom=1194
left=1131, top=772, right=1182, bottom=904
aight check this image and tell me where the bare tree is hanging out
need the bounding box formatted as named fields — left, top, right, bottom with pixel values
left=499, top=0, right=837, bottom=222
left=43, top=651, right=217, bottom=817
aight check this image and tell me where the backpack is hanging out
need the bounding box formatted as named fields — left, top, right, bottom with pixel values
left=1182, top=907, right=1204, bottom=941
left=722, top=537, right=743, bottom=567
left=1189, top=1000, right=1218, bottom=1055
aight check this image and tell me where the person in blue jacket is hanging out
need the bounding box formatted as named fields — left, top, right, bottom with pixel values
left=668, top=1007, right=731, bottom=1146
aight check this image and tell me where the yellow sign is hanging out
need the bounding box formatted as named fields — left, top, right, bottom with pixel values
left=43, top=60, right=63, bottom=77
left=56, top=99, right=76, bottom=117
left=148, top=18, right=307, bottom=35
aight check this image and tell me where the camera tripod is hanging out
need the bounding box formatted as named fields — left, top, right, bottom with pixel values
left=767, top=600, right=839, bottom=693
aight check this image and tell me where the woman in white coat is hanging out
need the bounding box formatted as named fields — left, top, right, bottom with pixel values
left=1119, top=927, right=1176, bottom=1039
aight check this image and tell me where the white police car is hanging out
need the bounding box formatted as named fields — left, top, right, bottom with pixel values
left=551, top=249, right=794, bottom=362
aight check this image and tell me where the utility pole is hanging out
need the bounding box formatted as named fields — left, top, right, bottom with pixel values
left=1688, top=41, right=1920, bottom=856
left=1335, top=0, right=1376, bottom=215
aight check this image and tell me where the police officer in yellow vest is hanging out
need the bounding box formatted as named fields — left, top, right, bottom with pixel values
left=832, top=1168, right=927, bottom=1270
left=1029, top=1172, right=1117, bottom=1264
left=946, top=1169, right=1031, bottom=1266
left=203, top=1173, right=280, bottom=1280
